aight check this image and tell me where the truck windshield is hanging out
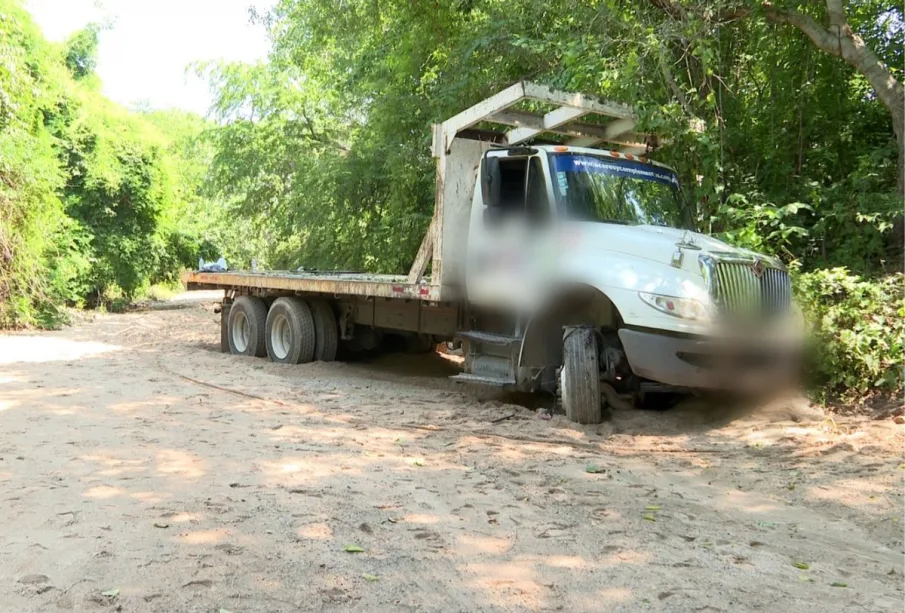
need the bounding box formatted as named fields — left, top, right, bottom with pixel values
left=550, top=153, right=694, bottom=229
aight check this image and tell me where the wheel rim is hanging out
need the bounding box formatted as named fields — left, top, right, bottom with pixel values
left=270, top=313, right=291, bottom=360
left=232, top=311, right=250, bottom=352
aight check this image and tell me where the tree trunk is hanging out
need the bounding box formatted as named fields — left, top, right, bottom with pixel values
left=764, top=1, right=905, bottom=194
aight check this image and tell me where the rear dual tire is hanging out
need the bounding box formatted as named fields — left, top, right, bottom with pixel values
left=309, top=299, right=338, bottom=362
left=266, top=297, right=316, bottom=364
left=228, top=296, right=268, bottom=357
left=228, top=295, right=338, bottom=364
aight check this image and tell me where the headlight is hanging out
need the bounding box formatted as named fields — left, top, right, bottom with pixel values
left=639, top=291, right=712, bottom=321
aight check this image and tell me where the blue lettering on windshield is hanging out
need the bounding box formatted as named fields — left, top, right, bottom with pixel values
left=553, top=155, right=680, bottom=188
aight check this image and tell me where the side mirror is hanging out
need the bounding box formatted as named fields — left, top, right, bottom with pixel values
left=481, top=155, right=500, bottom=207
left=483, top=206, right=505, bottom=226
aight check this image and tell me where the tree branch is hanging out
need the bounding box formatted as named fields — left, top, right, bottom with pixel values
left=825, top=0, right=847, bottom=29
left=648, top=0, right=686, bottom=21
left=763, top=2, right=903, bottom=126
left=657, top=42, right=694, bottom=116
left=646, top=0, right=904, bottom=192
left=762, top=2, right=840, bottom=56
left=300, top=111, right=349, bottom=153
left=764, top=0, right=903, bottom=192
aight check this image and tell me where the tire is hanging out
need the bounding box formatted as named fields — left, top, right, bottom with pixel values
left=228, top=296, right=268, bottom=357
left=265, top=297, right=316, bottom=364
left=561, top=326, right=602, bottom=424
left=405, top=334, right=435, bottom=354
left=308, top=298, right=338, bottom=362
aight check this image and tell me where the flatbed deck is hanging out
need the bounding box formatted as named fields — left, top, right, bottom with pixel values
left=182, top=270, right=444, bottom=302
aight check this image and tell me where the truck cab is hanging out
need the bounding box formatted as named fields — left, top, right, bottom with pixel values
left=460, top=145, right=801, bottom=416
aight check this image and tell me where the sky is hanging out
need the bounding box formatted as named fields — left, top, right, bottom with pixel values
left=26, top=0, right=276, bottom=115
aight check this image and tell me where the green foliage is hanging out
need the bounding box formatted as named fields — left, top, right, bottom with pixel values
left=0, top=0, right=67, bottom=327
left=64, top=23, right=100, bottom=80
left=716, top=196, right=811, bottom=261
left=796, top=269, right=904, bottom=399
left=0, top=1, right=228, bottom=325
left=56, top=95, right=173, bottom=299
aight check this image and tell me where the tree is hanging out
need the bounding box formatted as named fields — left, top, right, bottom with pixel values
left=648, top=1, right=903, bottom=192
left=64, top=24, right=100, bottom=80
left=762, top=1, right=904, bottom=193
left=0, top=0, right=67, bottom=326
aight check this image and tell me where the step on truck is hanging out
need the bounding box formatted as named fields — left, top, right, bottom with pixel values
left=184, top=82, right=803, bottom=424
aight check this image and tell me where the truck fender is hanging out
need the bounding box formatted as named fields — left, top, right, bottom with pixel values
left=516, top=284, right=624, bottom=389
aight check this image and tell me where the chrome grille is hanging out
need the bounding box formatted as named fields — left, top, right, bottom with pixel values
left=706, top=258, right=791, bottom=319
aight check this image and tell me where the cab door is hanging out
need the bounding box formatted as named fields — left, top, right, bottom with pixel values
left=466, top=152, right=555, bottom=311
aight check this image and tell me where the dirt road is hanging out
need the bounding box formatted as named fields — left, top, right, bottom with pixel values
left=0, top=294, right=902, bottom=612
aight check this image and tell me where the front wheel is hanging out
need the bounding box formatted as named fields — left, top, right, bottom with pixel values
left=561, top=326, right=602, bottom=424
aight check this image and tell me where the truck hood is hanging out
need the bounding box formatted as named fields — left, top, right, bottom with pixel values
left=571, top=222, right=764, bottom=273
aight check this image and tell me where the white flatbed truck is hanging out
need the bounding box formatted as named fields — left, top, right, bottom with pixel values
left=184, top=82, right=802, bottom=424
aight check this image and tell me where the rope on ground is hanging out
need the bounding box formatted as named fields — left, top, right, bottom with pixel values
left=397, top=422, right=727, bottom=454
left=157, top=363, right=298, bottom=410
left=490, top=412, right=518, bottom=423
left=463, top=430, right=727, bottom=455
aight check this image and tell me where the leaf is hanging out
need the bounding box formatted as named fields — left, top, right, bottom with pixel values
left=220, top=609, right=233, bottom=613
left=642, top=514, right=656, bottom=522
left=101, top=588, right=119, bottom=597
left=644, top=505, right=661, bottom=511
left=362, top=573, right=379, bottom=582
left=411, top=458, right=424, bottom=467
left=792, top=561, right=809, bottom=570
left=344, top=544, right=364, bottom=553
left=830, top=582, right=848, bottom=588
left=585, top=464, right=605, bottom=474
left=798, top=575, right=814, bottom=583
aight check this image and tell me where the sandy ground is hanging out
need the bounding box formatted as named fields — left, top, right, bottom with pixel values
left=0, top=292, right=902, bottom=613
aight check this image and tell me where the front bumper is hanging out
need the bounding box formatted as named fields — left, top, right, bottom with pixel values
left=618, top=328, right=801, bottom=391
